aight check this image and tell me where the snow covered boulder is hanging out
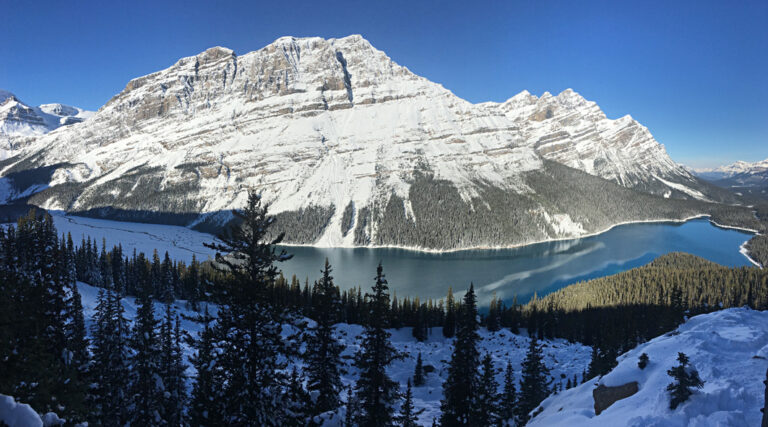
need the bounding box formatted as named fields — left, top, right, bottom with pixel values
left=0, top=395, right=42, bottom=427
left=529, top=308, right=768, bottom=426
left=0, top=395, right=64, bottom=427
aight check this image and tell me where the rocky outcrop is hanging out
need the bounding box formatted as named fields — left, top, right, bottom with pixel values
left=593, top=381, right=639, bottom=415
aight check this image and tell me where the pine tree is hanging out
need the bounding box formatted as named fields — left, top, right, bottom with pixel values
left=185, top=254, right=201, bottom=309
left=305, top=259, right=345, bottom=416
left=638, top=353, right=649, bottom=370
left=353, top=262, right=400, bottom=426
left=412, top=304, right=428, bottom=342
left=499, top=361, right=518, bottom=426
left=413, top=352, right=425, bottom=387
left=188, top=305, right=222, bottom=427
left=440, top=284, right=481, bottom=425
left=516, top=336, right=550, bottom=423
left=284, top=367, right=312, bottom=425
left=666, top=352, right=704, bottom=410
left=203, top=191, right=293, bottom=425
left=669, top=287, right=685, bottom=327
left=395, top=379, right=423, bottom=427
left=487, top=293, right=501, bottom=332
left=62, top=280, right=90, bottom=422
left=128, top=275, right=163, bottom=426
left=474, top=353, right=500, bottom=426
left=91, top=286, right=131, bottom=425
left=160, top=305, right=187, bottom=425
left=443, top=287, right=456, bottom=338
left=160, top=251, right=175, bottom=302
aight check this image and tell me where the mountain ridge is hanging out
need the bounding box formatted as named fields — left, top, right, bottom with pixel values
left=0, top=35, right=741, bottom=249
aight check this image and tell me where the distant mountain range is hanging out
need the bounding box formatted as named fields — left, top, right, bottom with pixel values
left=0, top=35, right=739, bottom=249
left=691, top=158, right=768, bottom=198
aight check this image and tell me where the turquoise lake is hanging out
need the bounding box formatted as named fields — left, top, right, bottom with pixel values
left=279, top=218, right=755, bottom=305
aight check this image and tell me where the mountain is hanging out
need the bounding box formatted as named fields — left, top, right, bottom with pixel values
left=693, top=158, right=768, bottom=180
left=693, top=158, right=768, bottom=199
left=0, top=36, right=734, bottom=249
left=529, top=307, right=768, bottom=426
left=0, top=90, right=94, bottom=159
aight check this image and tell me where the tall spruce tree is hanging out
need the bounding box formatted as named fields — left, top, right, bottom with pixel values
left=188, top=305, right=223, bottom=426
left=666, top=352, right=704, bottom=410
left=413, top=352, right=425, bottom=387
left=305, top=258, right=345, bottom=417
left=499, top=361, right=518, bottom=426
left=203, top=190, right=293, bottom=425
left=395, top=379, right=423, bottom=427
left=284, top=367, right=312, bottom=425
left=63, top=280, right=90, bottom=422
left=353, top=262, right=400, bottom=426
left=440, top=284, right=481, bottom=426
left=443, top=287, right=456, bottom=338
left=412, top=304, right=428, bottom=342
left=160, top=305, right=187, bottom=425
left=516, top=336, right=551, bottom=423
left=474, top=353, right=501, bottom=426
left=128, top=274, right=163, bottom=426
left=91, top=285, right=131, bottom=425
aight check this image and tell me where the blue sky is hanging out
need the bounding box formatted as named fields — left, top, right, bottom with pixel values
left=1, top=0, right=766, bottom=168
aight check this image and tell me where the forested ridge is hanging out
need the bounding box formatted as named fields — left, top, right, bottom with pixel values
left=1, top=201, right=767, bottom=425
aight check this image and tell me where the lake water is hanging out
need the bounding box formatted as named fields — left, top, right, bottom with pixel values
left=279, top=218, right=755, bottom=305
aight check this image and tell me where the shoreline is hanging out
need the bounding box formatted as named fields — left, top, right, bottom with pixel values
left=48, top=211, right=761, bottom=268
left=739, top=241, right=763, bottom=268
left=280, top=213, right=749, bottom=254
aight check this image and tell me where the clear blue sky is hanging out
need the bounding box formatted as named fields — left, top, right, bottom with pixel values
left=2, top=0, right=766, bottom=168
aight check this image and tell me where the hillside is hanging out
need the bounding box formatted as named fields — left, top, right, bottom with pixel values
left=529, top=307, right=768, bottom=426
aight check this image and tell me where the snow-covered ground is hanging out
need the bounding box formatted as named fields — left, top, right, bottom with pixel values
left=51, top=213, right=217, bottom=263
left=529, top=307, right=768, bottom=427
left=76, top=282, right=591, bottom=425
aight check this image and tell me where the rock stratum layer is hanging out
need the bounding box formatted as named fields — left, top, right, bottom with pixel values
left=0, top=35, right=734, bottom=249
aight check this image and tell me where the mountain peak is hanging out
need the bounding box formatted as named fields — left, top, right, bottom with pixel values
left=0, top=89, right=18, bottom=104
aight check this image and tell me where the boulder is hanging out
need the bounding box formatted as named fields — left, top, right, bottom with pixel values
left=593, top=381, right=639, bottom=415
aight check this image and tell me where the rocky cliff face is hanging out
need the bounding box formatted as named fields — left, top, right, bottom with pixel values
left=0, top=35, right=728, bottom=249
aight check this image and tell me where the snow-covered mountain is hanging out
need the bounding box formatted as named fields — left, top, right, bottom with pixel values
left=0, top=36, right=728, bottom=249
left=0, top=90, right=94, bottom=159
left=0, top=90, right=94, bottom=136
left=530, top=307, right=768, bottom=426
left=693, top=158, right=768, bottom=192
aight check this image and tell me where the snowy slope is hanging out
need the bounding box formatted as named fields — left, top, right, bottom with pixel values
left=75, top=281, right=591, bottom=426
left=50, top=212, right=217, bottom=263
left=529, top=308, right=768, bottom=427
left=0, top=36, right=721, bottom=249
